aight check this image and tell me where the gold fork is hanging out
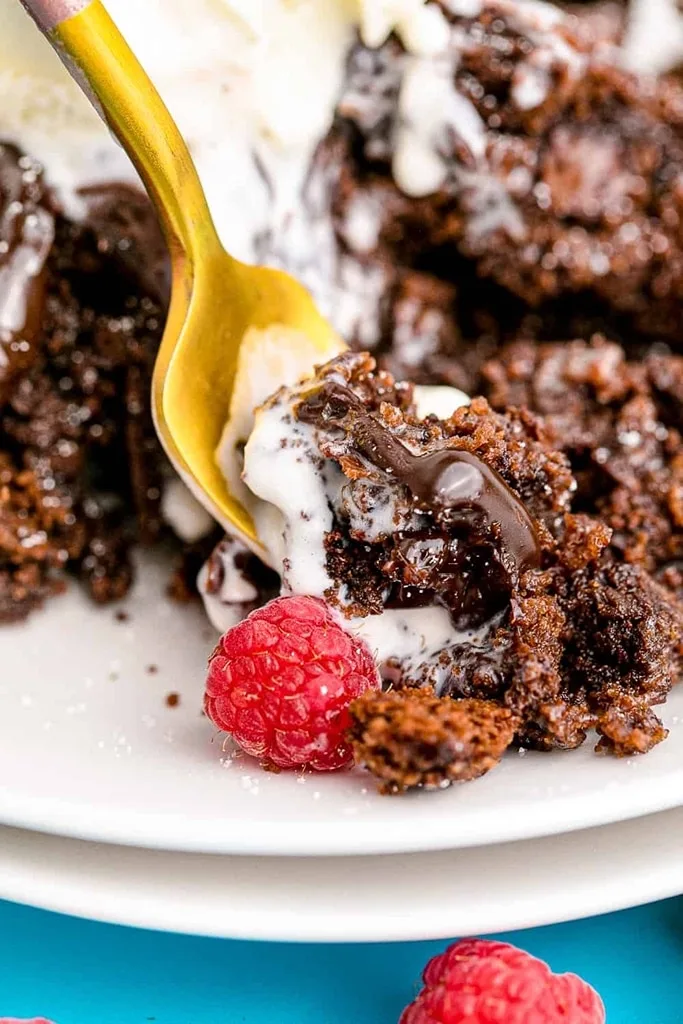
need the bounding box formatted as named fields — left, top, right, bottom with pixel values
left=19, top=0, right=343, bottom=557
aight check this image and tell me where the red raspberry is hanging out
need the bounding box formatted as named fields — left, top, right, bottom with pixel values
left=400, top=939, right=605, bottom=1024
left=205, top=595, right=379, bottom=771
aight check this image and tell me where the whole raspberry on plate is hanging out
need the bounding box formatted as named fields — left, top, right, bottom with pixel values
left=399, top=939, right=605, bottom=1024
left=204, top=595, right=379, bottom=771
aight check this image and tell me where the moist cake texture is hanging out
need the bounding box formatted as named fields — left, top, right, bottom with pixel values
left=0, top=143, right=169, bottom=620
left=308, top=0, right=683, bottom=347
left=247, top=351, right=681, bottom=791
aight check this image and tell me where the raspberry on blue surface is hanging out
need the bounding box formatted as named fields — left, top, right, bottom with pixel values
left=400, top=939, right=605, bottom=1024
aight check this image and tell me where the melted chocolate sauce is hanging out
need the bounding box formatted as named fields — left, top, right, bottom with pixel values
left=298, top=380, right=541, bottom=577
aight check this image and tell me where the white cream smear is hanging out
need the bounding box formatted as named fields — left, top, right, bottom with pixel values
left=0, top=0, right=442, bottom=551
left=198, top=535, right=261, bottom=633
left=0, top=0, right=675, bottom=298
left=160, top=477, right=215, bottom=545
left=204, top=330, right=472, bottom=680
left=238, top=368, right=482, bottom=686
left=622, top=0, right=683, bottom=75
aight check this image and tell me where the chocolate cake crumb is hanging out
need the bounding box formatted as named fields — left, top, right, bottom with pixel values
left=349, top=689, right=518, bottom=793
left=562, top=1, right=626, bottom=47
left=240, top=0, right=683, bottom=792
left=165, top=691, right=180, bottom=707
left=168, top=528, right=222, bottom=603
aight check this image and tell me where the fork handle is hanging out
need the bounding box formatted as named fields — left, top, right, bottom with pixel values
left=18, top=0, right=223, bottom=267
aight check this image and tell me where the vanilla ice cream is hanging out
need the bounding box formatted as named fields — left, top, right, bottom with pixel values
left=0, top=0, right=679, bottom=244
left=0, top=0, right=451, bottom=258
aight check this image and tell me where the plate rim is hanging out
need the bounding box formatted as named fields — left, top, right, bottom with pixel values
left=0, top=808, right=682, bottom=942
left=3, top=549, right=683, bottom=859
left=0, top=767, right=682, bottom=856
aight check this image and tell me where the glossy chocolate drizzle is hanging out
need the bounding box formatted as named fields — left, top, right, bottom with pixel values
left=298, top=380, right=540, bottom=575
left=298, top=379, right=541, bottom=629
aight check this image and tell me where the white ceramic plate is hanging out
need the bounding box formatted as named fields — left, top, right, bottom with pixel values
left=1, top=807, right=682, bottom=941
left=1, top=550, right=682, bottom=857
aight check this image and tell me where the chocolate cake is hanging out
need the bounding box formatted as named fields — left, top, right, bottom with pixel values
left=247, top=0, right=682, bottom=788
left=288, top=351, right=681, bottom=791
left=324, top=2, right=683, bottom=338
left=1, top=0, right=682, bottom=792
left=0, top=142, right=170, bottom=621
left=284, top=0, right=683, bottom=617
left=562, top=1, right=626, bottom=46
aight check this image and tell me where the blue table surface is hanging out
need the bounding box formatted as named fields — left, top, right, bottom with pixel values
left=0, top=897, right=680, bottom=1023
